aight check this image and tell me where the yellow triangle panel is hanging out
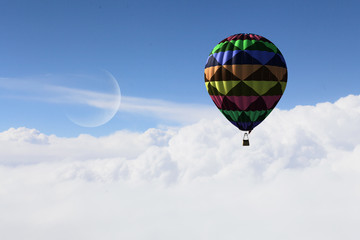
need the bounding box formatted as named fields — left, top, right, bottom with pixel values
left=207, top=81, right=241, bottom=95
left=243, top=81, right=286, bottom=96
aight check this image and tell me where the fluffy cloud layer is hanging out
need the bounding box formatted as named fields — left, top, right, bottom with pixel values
left=1, top=94, right=360, bottom=240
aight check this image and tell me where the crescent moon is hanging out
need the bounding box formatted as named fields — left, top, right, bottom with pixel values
left=66, top=71, right=121, bottom=127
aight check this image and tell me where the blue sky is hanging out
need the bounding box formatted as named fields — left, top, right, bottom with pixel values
left=1, top=0, right=360, bottom=136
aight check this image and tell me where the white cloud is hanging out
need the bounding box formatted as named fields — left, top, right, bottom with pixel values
left=0, top=94, right=360, bottom=240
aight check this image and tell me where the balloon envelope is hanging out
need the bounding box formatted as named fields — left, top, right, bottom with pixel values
left=204, top=33, right=287, bottom=131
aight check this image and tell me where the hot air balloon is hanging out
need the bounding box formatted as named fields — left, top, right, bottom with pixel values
left=204, top=33, right=287, bottom=146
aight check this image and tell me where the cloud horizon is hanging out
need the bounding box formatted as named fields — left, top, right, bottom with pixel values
left=1, top=94, right=360, bottom=240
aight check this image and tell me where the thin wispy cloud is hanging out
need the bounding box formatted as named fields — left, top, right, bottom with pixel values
left=119, top=96, right=217, bottom=123
left=0, top=76, right=120, bottom=109
left=45, top=84, right=120, bottom=109
left=0, top=76, right=217, bottom=125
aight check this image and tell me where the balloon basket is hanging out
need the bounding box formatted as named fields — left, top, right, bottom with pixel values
left=243, top=132, right=250, bottom=146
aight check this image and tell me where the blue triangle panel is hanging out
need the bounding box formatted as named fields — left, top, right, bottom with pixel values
left=224, top=51, right=262, bottom=65
left=205, top=55, right=222, bottom=68
left=244, top=50, right=276, bottom=65
left=229, top=120, right=263, bottom=131
left=212, top=50, right=242, bottom=65
left=278, top=54, right=286, bottom=65
left=265, top=54, right=287, bottom=67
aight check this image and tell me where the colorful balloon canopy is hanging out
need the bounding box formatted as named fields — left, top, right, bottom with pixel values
left=204, top=33, right=287, bottom=132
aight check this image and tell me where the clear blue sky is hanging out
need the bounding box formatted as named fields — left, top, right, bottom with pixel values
left=1, top=0, right=359, bottom=136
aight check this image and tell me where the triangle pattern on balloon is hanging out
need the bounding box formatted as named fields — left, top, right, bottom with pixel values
left=213, top=41, right=242, bottom=54
left=204, top=72, right=210, bottom=82
left=244, top=66, right=280, bottom=81
left=264, top=66, right=287, bottom=82
left=276, top=49, right=284, bottom=56
left=222, top=110, right=242, bottom=122
left=233, top=40, right=255, bottom=51
left=223, top=111, right=251, bottom=122
left=209, top=95, right=225, bottom=109
left=220, top=95, right=259, bottom=111
left=210, top=42, right=225, bottom=55
left=237, top=111, right=252, bottom=122
left=224, top=51, right=262, bottom=65
left=243, top=81, right=279, bottom=96
left=243, top=109, right=271, bottom=122
left=244, top=50, right=276, bottom=65
left=262, top=95, right=282, bottom=109
left=280, top=70, right=288, bottom=82
left=268, top=97, right=281, bottom=109
left=265, top=54, right=287, bottom=68
left=226, top=81, right=260, bottom=96
left=221, top=111, right=237, bottom=122
left=230, top=121, right=253, bottom=131
left=280, top=82, right=287, bottom=93
left=206, top=82, right=224, bottom=96
left=220, top=96, right=242, bottom=111
left=257, top=110, right=272, bottom=122
left=246, top=96, right=268, bottom=111
left=251, top=120, right=263, bottom=129
left=212, top=50, right=242, bottom=65
left=205, top=55, right=222, bottom=68
left=244, top=42, right=275, bottom=52
left=223, top=64, right=263, bottom=81
left=204, top=66, right=222, bottom=82
left=211, top=51, right=227, bottom=65
left=263, top=82, right=284, bottom=95
left=209, top=66, right=241, bottom=81
left=208, top=81, right=241, bottom=95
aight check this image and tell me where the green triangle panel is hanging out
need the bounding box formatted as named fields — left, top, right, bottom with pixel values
left=211, top=39, right=276, bottom=54
left=263, top=42, right=280, bottom=53
left=276, top=48, right=283, bottom=56
left=244, top=42, right=276, bottom=53
left=211, top=40, right=248, bottom=54
left=232, top=39, right=257, bottom=51
left=212, top=41, right=241, bottom=54
left=210, top=42, right=226, bottom=55
left=220, top=109, right=273, bottom=122
left=221, top=110, right=251, bottom=122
